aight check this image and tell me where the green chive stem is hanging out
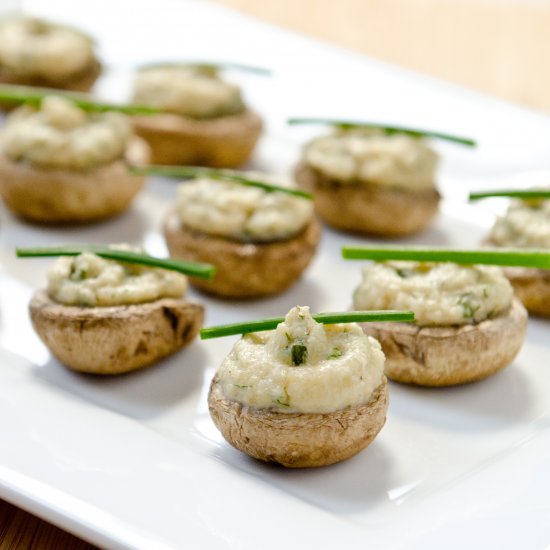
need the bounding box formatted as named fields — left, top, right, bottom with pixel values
left=16, top=246, right=215, bottom=280
left=127, top=165, right=313, bottom=200
left=138, top=61, right=272, bottom=76
left=200, top=310, right=415, bottom=339
left=342, top=246, right=550, bottom=268
left=469, top=190, right=550, bottom=201
left=287, top=117, right=476, bottom=147
left=0, top=84, right=161, bottom=114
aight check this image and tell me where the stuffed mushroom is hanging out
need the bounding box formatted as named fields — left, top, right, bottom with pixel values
left=353, top=261, right=527, bottom=386
left=131, top=64, right=262, bottom=168
left=487, top=197, right=550, bottom=316
left=29, top=249, right=204, bottom=374
left=0, top=17, right=100, bottom=93
left=295, top=128, right=440, bottom=236
left=208, top=306, right=388, bottom=467
left=0, top=95, right=149, bottom=223
left=163, top=173, right=320, bottom=298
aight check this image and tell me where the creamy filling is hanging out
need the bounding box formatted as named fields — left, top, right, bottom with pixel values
left=304, top=130, right=438, bottom=191
left=47, top=251, right=188, bottom=307
left=1, top=96, right=131, bottom=170
left=353, top=261, right=513, bottom=326
left=175, top=176, right=313, bottom=242
left=217, top=306, right=385, bottom=414
left=0, top=17, right=95, bottom=81
left=490, top=198, right=550, bottom=248
left=133, top=65, right=245, bottom=119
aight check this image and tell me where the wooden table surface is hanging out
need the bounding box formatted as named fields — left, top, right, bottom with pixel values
left=3, top=0, right=549, bottom=548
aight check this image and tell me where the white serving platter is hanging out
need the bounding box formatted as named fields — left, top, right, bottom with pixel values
left=1, top=0, right=550, bottom=547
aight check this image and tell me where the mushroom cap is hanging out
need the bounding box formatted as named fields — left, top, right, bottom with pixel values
left=29, top=289, right=204, bottom=374
left=163, top=211, right=321, bottom=298
left=501, top=266, right=550, bottom=317
left=360, top=298, right=527, bottom=386
left=0, top=58, right=101, bottom=93
left=131, top=109, right=262, bottom=168
left=0, top=137, right=149, bottom=224
left=295, top=162, right=440, bottom=237
left=208, top=375, right=388, bottom=468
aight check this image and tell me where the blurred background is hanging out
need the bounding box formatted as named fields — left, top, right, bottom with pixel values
left=214, top=0, right=550, bottom=112
left=1, top=0, right=549, bottom=548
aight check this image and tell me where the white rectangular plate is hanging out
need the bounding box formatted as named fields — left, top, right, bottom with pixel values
left=2, top=0, right=550, bottom=548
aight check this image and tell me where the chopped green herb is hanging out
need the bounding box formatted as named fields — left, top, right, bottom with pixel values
left=395, top=268, right=413, bottom=278
left=328, top=347, right=342, bottom=359
left=291, top=344, right=308, bottom=366
left=458, top=294, right=480, bottom=320
left=233, top=384, right=251, bottom=389
left=71, top=268, right=88, bottom=281
left=276, top=397, right=290, bottom=408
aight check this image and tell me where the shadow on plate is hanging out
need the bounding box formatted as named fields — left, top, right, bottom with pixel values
left=526, top=317, right=550, bottom=346
left=319, top=215, right=452, bottom=248
left=213, top=438, right=394, bottom=515
left=33, top=341, right=209, bottom=421
left=388, top=362, right=534, bottom=432
left=0, top=203, right=148, bottom=250
left=191, top=276, right=327, bottom=315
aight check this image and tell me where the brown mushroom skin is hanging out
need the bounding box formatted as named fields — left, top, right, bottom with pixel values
left=359, top=298, right=527, bottom=387
left=29, top=289, right=204, bottom=375
left=0, top=137, right=149, bottom=224
left=163, top=211, right=321, bottom=298
left=500, top=267, right=550, bottom=317
left=295, top=162, right=440, bottom=237
left=0, top=59, right=101, bottom=93
left=131, top=109, right=262, bottom=168
left=208, top=375, right=388, bottom=468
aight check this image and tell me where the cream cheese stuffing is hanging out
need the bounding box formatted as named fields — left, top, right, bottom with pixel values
left=0, top=17, right=95, bottom=81
left=353, top=261, right=513, bottom=326
left=490, top=199, right=550, bottom=248
left=1, top=96, right=131, bottom=170
left=47, top=252, right=188, bottom=307
left=133, top=65, right=245, bottom=119
left=216, top=306, right=385, bottom=413
left=175, top=176, right=313, bottom=242
left=304, top=130, right=438, bottom=191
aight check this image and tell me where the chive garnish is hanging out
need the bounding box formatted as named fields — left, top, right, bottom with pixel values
left=138, top=61, right=272, bottom=76
left=0, top=84, right=161, bottom=114
left=342, top=246, right=550, bottom=268
left=16, top=246, right=215, bottom=280
left=287, top=118, right=476, bottom=147
left=469, top=190, right=550, bottom=201
left=127, top=165, right=313, bottom=200
left=200, top=310, right=415, bottom=339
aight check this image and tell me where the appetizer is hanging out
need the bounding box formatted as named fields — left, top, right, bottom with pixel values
left=344, top=247, right=534, bottom=386
left=133, top=165, right=319, bottom=298
left=471, top=189, right=550, bottom=316
left=19, top=246, right=213, bottom=375
left=0, top=17, right=100, bottom=92
left=0, top=91, right=151, bottom=223
left=205, top=307, right=415, bottom=467
left=291, top=119, right=475, bottom=237
left=130, top=63, right=263, bottom=167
